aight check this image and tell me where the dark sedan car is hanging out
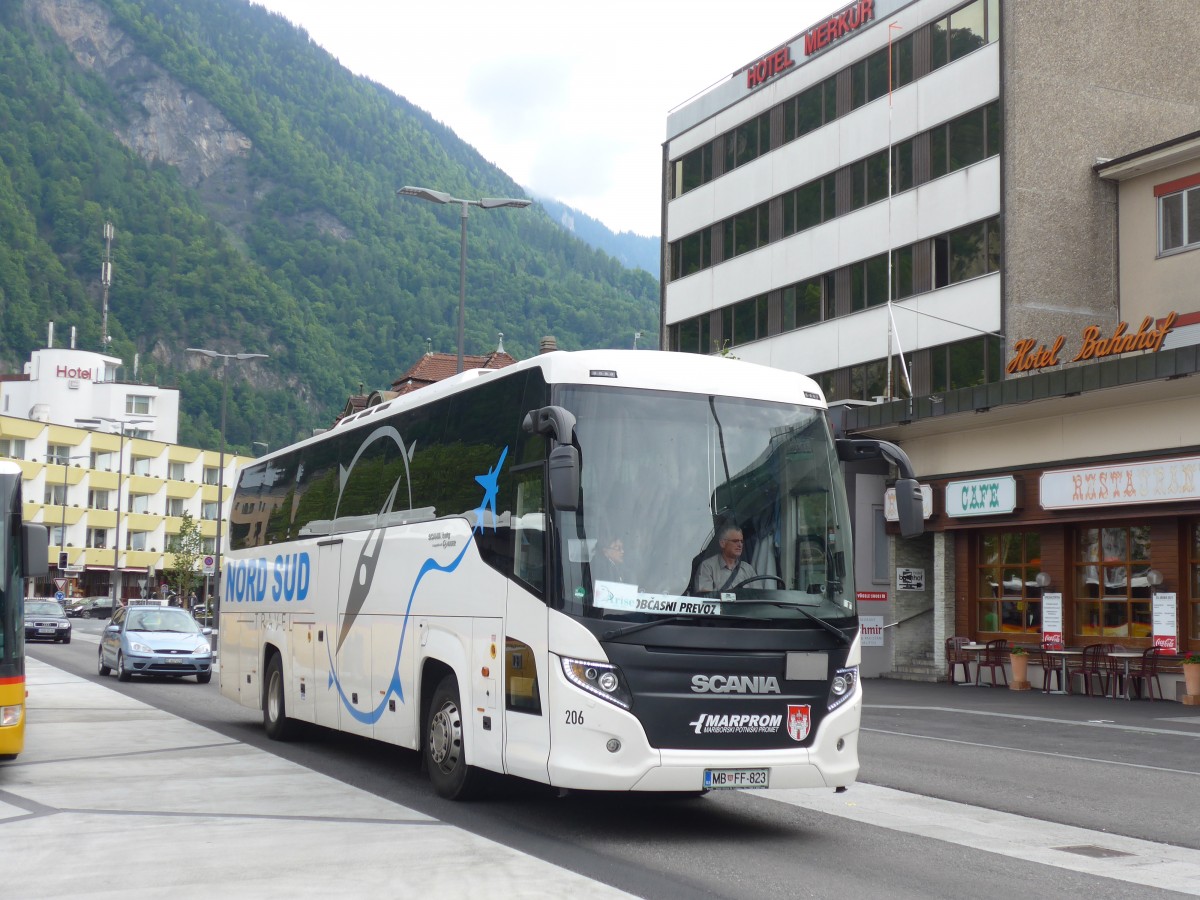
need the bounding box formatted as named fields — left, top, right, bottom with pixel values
left=24, top=599, right=72, bottom=643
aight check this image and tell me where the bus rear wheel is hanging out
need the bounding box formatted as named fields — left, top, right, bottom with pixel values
left=424, top=674, right=483, bottom=800
left=263, top=654, right=298, bottom=741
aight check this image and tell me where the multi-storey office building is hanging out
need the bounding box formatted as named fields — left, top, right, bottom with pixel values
left=662, top=1, right=1200, bottom=690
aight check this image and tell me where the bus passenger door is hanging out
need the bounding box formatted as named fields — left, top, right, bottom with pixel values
left=313, top=539, right=342, bottom=730
left=502, top=475, right=551, bottom=782
left=333, top=532, right=374, bottom=740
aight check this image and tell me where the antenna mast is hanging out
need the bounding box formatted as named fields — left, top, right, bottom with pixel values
left=100, top=221, right=114, bottom=350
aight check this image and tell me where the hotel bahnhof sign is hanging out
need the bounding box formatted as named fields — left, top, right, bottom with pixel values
left=945, top=476, right=1017, bottom=518
left=1007, top=312, right=1177, bottom=374
left=1041, top=455, right=1200, bottom=510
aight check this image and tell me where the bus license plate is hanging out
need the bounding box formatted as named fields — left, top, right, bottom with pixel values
left=704, top=768, right=769, bottom=789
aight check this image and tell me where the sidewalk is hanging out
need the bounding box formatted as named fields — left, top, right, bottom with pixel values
left=1, top=658, right=633, bottom=899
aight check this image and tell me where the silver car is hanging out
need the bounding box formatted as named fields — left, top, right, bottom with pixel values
left=98, top=604, right=213, bottom=683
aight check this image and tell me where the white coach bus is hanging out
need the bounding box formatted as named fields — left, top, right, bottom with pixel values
left=220, top=350, right=922, bottom=799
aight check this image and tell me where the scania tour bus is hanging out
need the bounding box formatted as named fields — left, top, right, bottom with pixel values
left=0, top=461, right=50, bottom=760
left=220, top=350, right=922, bottom=798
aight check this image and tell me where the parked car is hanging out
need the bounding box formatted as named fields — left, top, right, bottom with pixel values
left=65, top=598, right=88, bottom=618
left=82, top=596, right=115, bottom=619
left=24, top=599, right=72, bottom=643
left=98, top=604, right=213, bottom=683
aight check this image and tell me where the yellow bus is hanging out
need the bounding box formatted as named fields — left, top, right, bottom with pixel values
left=0, top=461, right=50, bottom=760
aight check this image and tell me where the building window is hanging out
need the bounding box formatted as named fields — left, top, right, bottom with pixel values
left=87, top=527, right=108, bottom=549
left=202, top=537, right=216, bottom=554
left=166, top=497, right=186, bottom=517
left=782, top=278, right=823, bottom=332
left=126, top=395, right=151, bottom=415
left=88, top=489, right=111, bottom=511
left=672, top=142, right=713, bottom=199
left=46, top=444, right=72, bottom=466
left=90, top=450, right=113, bottom=471
left=128, top=494, right=150, bottom=515
left=127, top=531, right=148, bottom=551
left=721, top=295, right=768, bottom=348
left=44, top=484, right=66, bottom=506
left=203, top=466, right=220, bottom=486
left=202, top=501, right=219, bottom=521
left=1074, top=525, right=1153, bottom=640
left=669, top=228, right=713, bottom=280
left=168, top=461, right=187, bottom=481
left=930, top=335, right=1004, bottom=394
left=669, top=314, right=713, bottom=354
left=724, top=111, right=771, bottom=173
left=0, top=438, right=26, bottom=460
left=130, top=456, right=152, bottom=476
left=1159, top=180, right=1200, bottom=255
left=721, top=202, right=770, bottom=261
left=1190, top=523, right=1200, bottom=643
left=978, top=531, right=1043, bottom=635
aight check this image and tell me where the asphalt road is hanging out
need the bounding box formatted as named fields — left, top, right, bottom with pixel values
left=31, top=622, right=1200, bottom=899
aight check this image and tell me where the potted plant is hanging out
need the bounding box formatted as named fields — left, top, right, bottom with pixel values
left=1183, top=652, right=1200, bottom=700
left=1009, top=646, right=1031, bottom=690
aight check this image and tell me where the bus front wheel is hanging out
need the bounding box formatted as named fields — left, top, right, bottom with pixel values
left=263, top=654, right=299, bottom=741
left=425, top=674, right=483, bottom=800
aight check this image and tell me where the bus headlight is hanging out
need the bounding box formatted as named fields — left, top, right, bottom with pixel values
left=827, top=665, right=858, bottom=711
left=560, top=657, right=632, bottom=709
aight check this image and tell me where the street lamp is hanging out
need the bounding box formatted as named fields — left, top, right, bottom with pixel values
left=397, top=186, right=531, bottom=373
left=92, top=417, right=151, bottom=609
left=186, top=349, right=269, bottom=619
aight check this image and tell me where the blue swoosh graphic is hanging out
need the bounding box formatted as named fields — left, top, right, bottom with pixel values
left=325, top=447, right=506, bottom=725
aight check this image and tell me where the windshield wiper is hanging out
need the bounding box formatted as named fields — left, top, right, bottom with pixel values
left=729, top=599, right=851, bottom=646
left=602, top=613, right=757, bottom=641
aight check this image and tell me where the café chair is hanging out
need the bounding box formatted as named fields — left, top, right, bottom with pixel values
left=975, top=638, right=1009, bottom=687
left=1067, top=643, right=1113, bottom=696
left=1038, top=638, right=1065, bottom=692
left=1104, top=644, right=1127, bottom=698
left=945, top=636, right=973, bottom=684
left=1129, top=647, right=1164, bottom=701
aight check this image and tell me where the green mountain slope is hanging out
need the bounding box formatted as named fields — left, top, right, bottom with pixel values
left=0, top=0, right=660, bottom=452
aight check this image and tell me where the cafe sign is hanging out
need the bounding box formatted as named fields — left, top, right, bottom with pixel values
left=1041, top=454, right=1200, bottom=509
left=945, top=476, right=1017, bottom=518
left=1007, top=311, right=1177, bottom=374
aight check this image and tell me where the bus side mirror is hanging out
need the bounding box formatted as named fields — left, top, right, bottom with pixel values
left=893, top=477, right=924, bottom=538
left=23, top=523, right=49, bottom=577
left=548, top=444, right=580, bottom=512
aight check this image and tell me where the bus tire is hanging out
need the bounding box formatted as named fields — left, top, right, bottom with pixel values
left=263, top=654, right=299, bottom=741
left=116, top=652, right=132, bottom=682
left=97, top=647, right=111, bottom=677
left=425, top=674, right=483, bottom=800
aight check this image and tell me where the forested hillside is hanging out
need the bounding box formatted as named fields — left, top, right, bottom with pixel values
left=0, top=0, right=660, bottom=451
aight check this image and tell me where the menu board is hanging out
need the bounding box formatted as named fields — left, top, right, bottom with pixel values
left=1152, top=592, right=1177, bottom=653
left=1041, top=592, right=1063, bottom=645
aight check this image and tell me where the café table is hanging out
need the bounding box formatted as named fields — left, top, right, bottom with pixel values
left=1107, top=650, right=1144, bottom=700
left=958, top=643, right=988, bottom=686
left=1043, top=648, right=1081, bottom=695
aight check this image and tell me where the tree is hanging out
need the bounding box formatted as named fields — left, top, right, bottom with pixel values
left=165, top=512, right=203, bottom=609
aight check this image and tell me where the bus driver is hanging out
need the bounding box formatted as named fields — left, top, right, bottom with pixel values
left=695, top=523, right=756, bottom=592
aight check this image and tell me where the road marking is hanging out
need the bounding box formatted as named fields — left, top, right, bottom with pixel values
left=763, top=782, right=1200, bottom=896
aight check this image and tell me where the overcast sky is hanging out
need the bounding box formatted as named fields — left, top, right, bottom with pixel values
left=251, top=0, right=845, bottom=238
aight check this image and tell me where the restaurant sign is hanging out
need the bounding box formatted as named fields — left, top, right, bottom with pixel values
left=1040, top=454, right=1200, bottom=510
left=945, top=476, right=1017, bottom=518
left=883, top=483, right=933, bottom=522
left=1007, top=312, right=1177, bottom=374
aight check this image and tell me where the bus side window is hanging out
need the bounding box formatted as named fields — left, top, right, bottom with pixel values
left=512, top=469, right=545, bottom=595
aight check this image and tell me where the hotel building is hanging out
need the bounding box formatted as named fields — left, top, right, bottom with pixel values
left=662, top=0, right=1200, bottom=692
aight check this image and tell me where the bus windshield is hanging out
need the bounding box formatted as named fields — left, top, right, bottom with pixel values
left=554, top=385, right=855, bottom=628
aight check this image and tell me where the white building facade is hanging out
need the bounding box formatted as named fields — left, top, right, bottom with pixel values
left=662, top=0, right=1200, bottom=692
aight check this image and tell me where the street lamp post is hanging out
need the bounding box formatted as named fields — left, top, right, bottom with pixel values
left=397, top=186, right=531, bottom=373
left=186, top=349, right=268, bottom=620
left=92, top=418, right=151, bottom=609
